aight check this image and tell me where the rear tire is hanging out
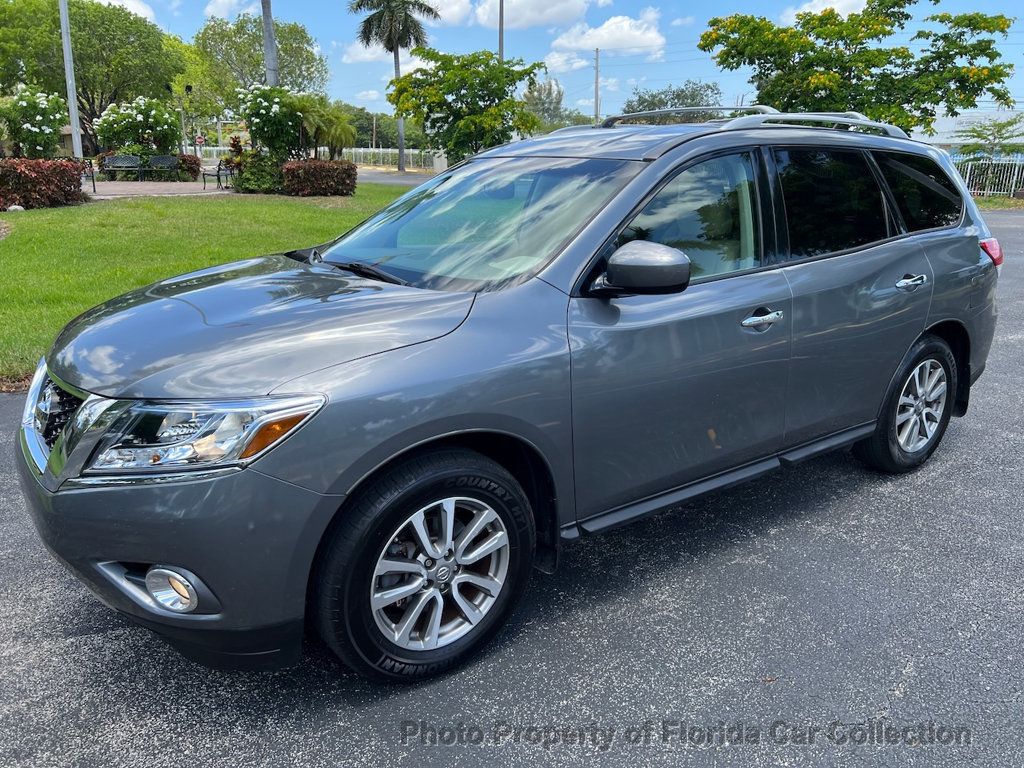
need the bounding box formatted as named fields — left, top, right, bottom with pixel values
left=313, top=449, right=535, bottom=681
left=854, top=335, right=957, bottom=473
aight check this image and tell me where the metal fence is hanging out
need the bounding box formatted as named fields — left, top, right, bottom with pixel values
left=955, top=160, right=1024, bottom=198
left=330, top=147, right=438, bottom=170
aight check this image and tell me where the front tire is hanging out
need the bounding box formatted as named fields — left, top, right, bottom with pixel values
left=313, top=449, right=535, bottom=681
left=854, top=335, right=957, bottom=473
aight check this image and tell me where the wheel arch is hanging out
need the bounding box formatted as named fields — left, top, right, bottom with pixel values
left=307, top=428, right=564, bottom=619
left=924, top=319, right=971, bottom=416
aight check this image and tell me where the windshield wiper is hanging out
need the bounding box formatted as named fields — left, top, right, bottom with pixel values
left=329, top=260, right=408, bottom=286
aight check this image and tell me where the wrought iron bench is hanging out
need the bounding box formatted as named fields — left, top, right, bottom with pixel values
left=99, top=155, right=142, bottom=181
left=202, top=159, right=237, bottom=190
left=142, top=155, right=181, bottom=179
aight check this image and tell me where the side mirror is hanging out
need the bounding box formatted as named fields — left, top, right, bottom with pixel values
left=591, top=240, right=691, bottom=296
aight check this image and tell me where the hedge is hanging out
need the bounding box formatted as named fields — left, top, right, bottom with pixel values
left=0, top=159, right=86, bottom=211
left=282, top=159, right=357, bottom=197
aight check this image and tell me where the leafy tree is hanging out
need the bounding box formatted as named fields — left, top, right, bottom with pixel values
left=0, top=0, right=184, bottom=151
left=954, top=114, right=1024, bottom=163
left=0, top=86, right=67, bottom=157
left=194, top=14, right=329, bottom=99
left=697, top=0, right=1014, bottom=133
left=524, top=78, right=565, bottom=125
left=349, top=0, right=439, bottom=172
left=391, top=48, right=543, bottom=162
left=621, top=80, right=723, bottom=122
left=166, top=37, right=231, bottom=123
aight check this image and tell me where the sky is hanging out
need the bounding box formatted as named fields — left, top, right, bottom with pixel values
left=107, top=0, right=1023, bottom=119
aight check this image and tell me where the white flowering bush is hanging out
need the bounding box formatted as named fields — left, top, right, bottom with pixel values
left=237, top=85, right=301, bottom=161
left=0, top=86, right=68, bottom=159
left=94, top=96, right=181, bottom=153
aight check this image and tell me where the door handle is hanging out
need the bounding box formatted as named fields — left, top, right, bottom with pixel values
left=741, top=309, right=784, bottom=328
left=895, top=274, right=928, bottom=291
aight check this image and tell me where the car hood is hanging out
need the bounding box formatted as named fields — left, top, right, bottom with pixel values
left=47, top=255, right=474, bottom=399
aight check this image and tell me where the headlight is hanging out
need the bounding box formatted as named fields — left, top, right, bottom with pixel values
left=86, top=395, right=325, bottom=474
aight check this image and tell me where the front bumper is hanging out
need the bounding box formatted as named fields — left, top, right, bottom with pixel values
left=16, top=428, right=343, bottom=669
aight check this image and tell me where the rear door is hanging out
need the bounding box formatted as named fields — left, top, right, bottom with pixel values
left=772, top=146, right=933, bottom=446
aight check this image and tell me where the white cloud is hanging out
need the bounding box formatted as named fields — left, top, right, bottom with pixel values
left=544, top=50, right=589, bottom=73
left=204, top=0, right=258, bottom=18
left=475, top=0, right=588, bottom=30
left=342, top=42, right=394, bottom=64
left=356, top=90, right=382, bottom=101
left=552, top=7, right=665, bottom=59
left=430, top=0, right=473, bottom=25
left=779, top=0, right=865, bottom=25
left=577, top=98, right=594, bottom=107
left=671, top=15, right=695, bottom=27
left=100, top=0, right=155, bottom=21
left=600, top=76, right=619, bottom=92
left=595, top=0, right=612, bottom=6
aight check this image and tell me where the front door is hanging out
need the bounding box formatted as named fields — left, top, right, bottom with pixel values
left=569, top=151, right=793, bottom=521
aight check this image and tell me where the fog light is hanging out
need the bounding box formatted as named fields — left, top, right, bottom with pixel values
left=145, top=567, right=199, bottom=613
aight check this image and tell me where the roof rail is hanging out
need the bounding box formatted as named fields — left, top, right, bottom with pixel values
left=601, top=105, right=779, bottom=128
left=721, top=112, right=909, bottom=139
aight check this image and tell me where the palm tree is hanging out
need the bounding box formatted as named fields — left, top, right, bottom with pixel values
left=348, top=0, right=439, bottom=171
left=261, top=0, right=280, bottom=86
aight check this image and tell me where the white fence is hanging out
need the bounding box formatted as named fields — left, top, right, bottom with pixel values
left=955, top=160, right=1024, bottom=198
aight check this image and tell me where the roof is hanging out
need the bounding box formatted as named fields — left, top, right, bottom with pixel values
left=478, top=110, right=918, bottom=162
left=477, top=124, right=715, bottom=161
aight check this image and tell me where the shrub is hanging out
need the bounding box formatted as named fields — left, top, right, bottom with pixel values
left=282, top=159, right=358, bottom=197
left=94, top=96, right=181, bottom=153
left=177, top=154, right=201, bottom=181
left=0, top=86, right=68, bottom=158
left=234, top=152, right=283, bottom=194
left=0, top=159, right=86, bottom=210
left=237, top=85, right=301, bottom=162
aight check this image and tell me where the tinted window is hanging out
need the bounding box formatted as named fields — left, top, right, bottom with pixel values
left=774, top=148, right=889, bottom=258
left=617, top=152, right=761, bottom=279
left=874, top=151, right=963, bottom=231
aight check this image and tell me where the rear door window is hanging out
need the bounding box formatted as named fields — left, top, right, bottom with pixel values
left=774, top=148, right=890, bottom=258
left=873, top=151, right=963, bottom=231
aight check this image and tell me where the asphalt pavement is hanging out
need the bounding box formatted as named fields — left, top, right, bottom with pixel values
left=1, top=212, right=1022, bottom=767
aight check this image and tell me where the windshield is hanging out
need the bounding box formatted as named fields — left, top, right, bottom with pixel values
left=322, top=156, right=640, bottom=291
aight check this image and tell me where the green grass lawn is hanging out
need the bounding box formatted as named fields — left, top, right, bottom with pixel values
left=973, top=195, right=1024, bottom=210
left=0, top=185, right=404, bottom=386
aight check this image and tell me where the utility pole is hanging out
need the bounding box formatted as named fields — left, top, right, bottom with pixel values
left=498, top=0, right=504, bottom=61
left=58, top=0, right=82, bottom=158
left=593, top=48, right=600, bottom=125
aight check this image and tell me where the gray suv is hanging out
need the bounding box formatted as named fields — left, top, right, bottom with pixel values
left=16, top=108, right=1000, bottom=680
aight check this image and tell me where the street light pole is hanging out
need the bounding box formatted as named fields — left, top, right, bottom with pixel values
left=498, top=0, right=504, bottom=61
left=58, top=0, right=82, bottom=158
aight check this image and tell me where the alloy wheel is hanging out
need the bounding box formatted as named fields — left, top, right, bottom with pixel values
left=894, top=358, right=948, bottom=453
left=370, top=497, right=510, bottom=651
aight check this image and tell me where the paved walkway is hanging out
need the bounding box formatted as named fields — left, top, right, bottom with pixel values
left=85, top=180, right=227, bottom=199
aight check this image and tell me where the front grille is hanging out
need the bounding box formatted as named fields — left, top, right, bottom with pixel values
left=35, top=376, right=85, bottom=449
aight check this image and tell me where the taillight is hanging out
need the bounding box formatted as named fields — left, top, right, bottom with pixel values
left=980, top=237, right=1003, bottom=267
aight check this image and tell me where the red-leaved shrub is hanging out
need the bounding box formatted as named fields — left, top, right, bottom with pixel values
left=177, top=154, right=202, bottom=181
left=282, top=159, right=357, bottom=197
left=0, top=159, right=87, bottom=210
